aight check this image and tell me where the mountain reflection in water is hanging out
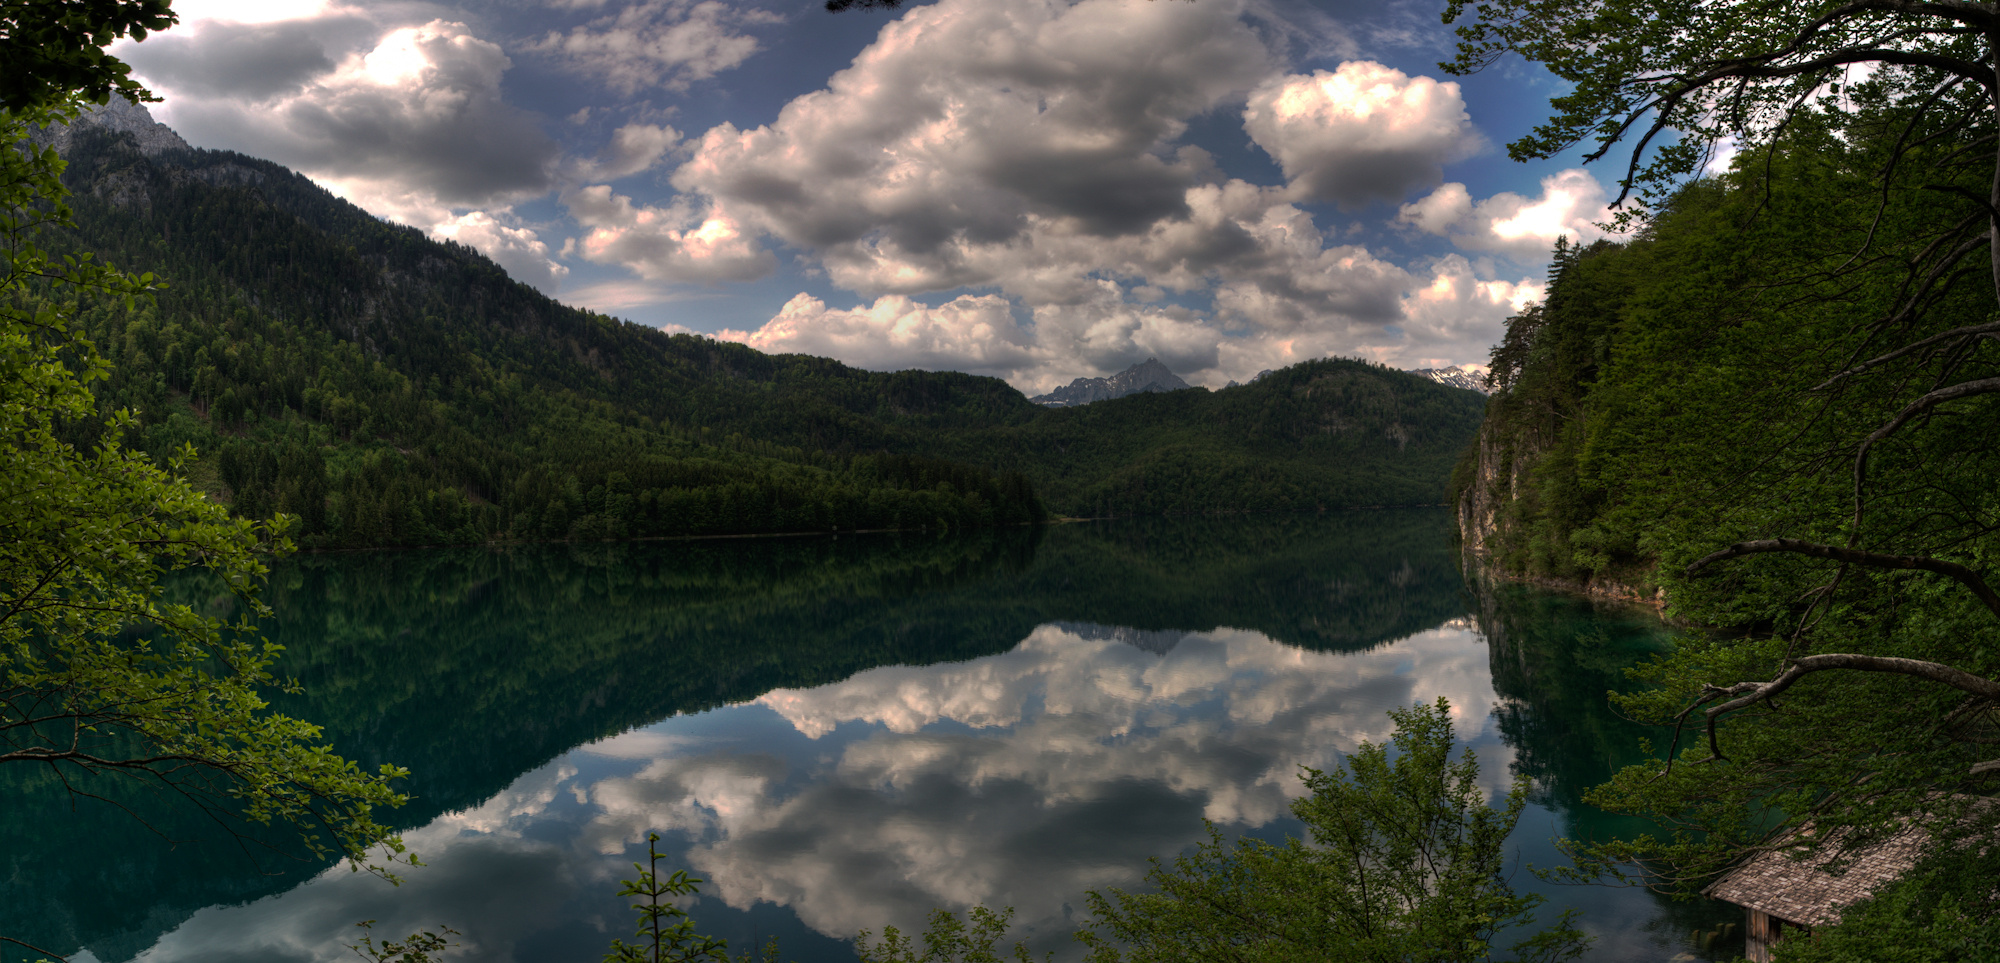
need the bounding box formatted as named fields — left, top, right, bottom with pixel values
left=1, top=511, right=1742, bottom=963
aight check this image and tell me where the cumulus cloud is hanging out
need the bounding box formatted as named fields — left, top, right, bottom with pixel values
left=667, top=0, right=1275, bottom=289
left=621, top=0, right=1530, bottom=380
left=125, top=14, right=589, bottom=294
left=141, top=18, right=559, bottom=220
left=1399, top=169, right=1616, bottom=261
left=433, top=211, right=569, bottom=293
left=575, top=122, right=682, bottom=181
left=120, top=15, right=376, bottom=99
left=531, top=0, right=778, bottom=93
left=563, top=184, right=775, bottom=283
left=720, top=293, right=1034, bottom=375
left=1396, top=255, right=1541, bottom=368
left=712, top=170, right=1526, bottom=389
left=1243, top=62, right=1483, bottom=207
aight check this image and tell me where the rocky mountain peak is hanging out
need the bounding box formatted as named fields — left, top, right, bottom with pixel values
left=32, top=98, right=191, bottom=157
left=1029, top=358, right=1193, bottom=407
left=1409, top=364, right=1491, bottom=394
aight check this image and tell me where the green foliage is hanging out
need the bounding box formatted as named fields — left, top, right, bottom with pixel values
left=1458, top=76, right=2000, bottom=954
left=855, top=906, right=1045, bottom=963
left=1770, top=843, right=2000, bottom=963
left=346, top=921, right=461, bottom=963
left=604, top=832, right=790, bottom=963
left=0, top=1, right=174, bottom=111
left=1076, top=699, right=1590, bottom=963
left=606, top=832, right=731, bottom=963
left=1438, top=0, right=1996, bottom=224
left=0, top=102, right=408, bottom=879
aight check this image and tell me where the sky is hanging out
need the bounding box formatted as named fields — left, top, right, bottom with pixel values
left=115, top=0, right=1628, bottom=394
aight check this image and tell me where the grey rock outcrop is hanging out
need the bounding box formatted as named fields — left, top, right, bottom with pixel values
left=31, top=98, right=190, bottom=157
left=1029, top=358, right=1191, bottom=407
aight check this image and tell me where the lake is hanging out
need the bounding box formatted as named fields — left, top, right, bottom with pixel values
left=2, top=510, right=1744, bottom=962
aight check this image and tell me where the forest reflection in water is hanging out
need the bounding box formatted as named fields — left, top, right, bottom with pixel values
left=1, top=510, right=1742, bottom=963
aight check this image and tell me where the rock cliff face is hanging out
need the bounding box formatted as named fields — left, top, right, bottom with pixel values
left=31, top=98, right=190, bottom=156
left=1030, top=358, right=1192, bottom=407
left=1456, top=418, right=1511, bottom=565
left=1454, top=394, right=1664, bottom=607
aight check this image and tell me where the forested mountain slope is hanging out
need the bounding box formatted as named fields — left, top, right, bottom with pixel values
left=1452, top=106, right=2000, bottom=949
left=43, top=120, right=1482, bottom=547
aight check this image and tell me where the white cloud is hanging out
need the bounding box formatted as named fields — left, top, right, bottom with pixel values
left=432, top=210, right=569, bottom=293
left=668, top=0, right=1276, bottom=291
left=719, top=293, right=1035, bottom=375
left=636, top=0, right=1523, bottom=380
left=713, top=203, right=1533, bottom=391
left=575, top=122, right=683, bottom=181
left=146, top=19, right=558, bottom=216
left=168, top=0, right=334, bottom=25
left=1399, top=169, right=1615, bottom=261
left=132, top=16, right=571, bottom=294
left=563, top=185, right=774, bottom=283
left=530, top=0, right=778, bottom=93
left=1243, top=62, right=1484, bottom=207
left=557, top=279, right=707, bottom=317
left=1396, top=255, right=1541, bottom=369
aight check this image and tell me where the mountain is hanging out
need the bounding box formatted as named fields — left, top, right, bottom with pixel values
left=35, top=109, right=1486, bottom=544
left=1410, top=364, right=1490, bottom=394
left=1029, top=358, right=1192, bottom=406
left=32, top=98, right=190, bottom=156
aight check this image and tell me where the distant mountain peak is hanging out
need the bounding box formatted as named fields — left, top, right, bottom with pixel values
left=1409, top=364, right=1490, bottom=394
left=33, top=98, right=190, bottom=157
left=1030, top=358, right=1192, bottom=407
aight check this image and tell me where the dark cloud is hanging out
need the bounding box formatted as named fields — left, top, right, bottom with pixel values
left=980, top=148, right=1192, bottom=237
left=153, top=19, right=560, bottom=216
left=125, top=17, right=375, bottom=99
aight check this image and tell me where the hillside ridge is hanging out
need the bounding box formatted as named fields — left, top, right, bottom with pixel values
left=42, top=117, right=1485, bottom=545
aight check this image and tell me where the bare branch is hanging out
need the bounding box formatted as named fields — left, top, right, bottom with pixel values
left=1687, top=537, right=2000, bottom=618
left=0, top=936, right=68, bottom=961
left=1817, top=320, right=2000, bottom=388
left=1697, top=655, right=2000, bottom=761
left=1855, top=376, right=2000, bottom=529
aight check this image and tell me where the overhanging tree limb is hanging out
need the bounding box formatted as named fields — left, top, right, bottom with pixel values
left=1687, top=537, right=2000, bottom=618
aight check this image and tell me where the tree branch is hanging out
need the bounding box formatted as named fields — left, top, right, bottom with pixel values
left=1687, top=537, right=2000, bottom=618
left=1854, top=376, right=2000, bottom=530
left=1697, top=655, right=2000, bottom=760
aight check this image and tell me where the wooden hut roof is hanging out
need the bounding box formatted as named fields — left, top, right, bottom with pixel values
left=1702, top=825, right=1929, bottom=927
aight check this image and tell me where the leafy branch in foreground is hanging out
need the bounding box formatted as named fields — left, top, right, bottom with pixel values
left=0, top=97, right=412, bottom=944
left=1077, top=698, right=1588, bottom=963
left=347, top=921, right=461, bottom=963
left=1447, top=0, right=2000, bottom=922
left=856, top=905, right=1046, bottom=963
left=605, top=831, right=742, bottom=963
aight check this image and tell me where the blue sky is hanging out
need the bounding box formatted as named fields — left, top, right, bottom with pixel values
left=118, top=0, right=1625, bottom=392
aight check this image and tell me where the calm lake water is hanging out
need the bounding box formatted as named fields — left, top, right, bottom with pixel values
left=4, top=510, right=1744, bottom=962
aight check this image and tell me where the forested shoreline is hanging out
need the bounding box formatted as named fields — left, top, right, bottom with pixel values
left=29, top=123, right=1483, bottom=549
left=1454, top=88, right=2000, bottom=957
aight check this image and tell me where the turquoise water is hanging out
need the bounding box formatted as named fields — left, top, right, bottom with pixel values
left=2, top=511, right=1742, bottom=962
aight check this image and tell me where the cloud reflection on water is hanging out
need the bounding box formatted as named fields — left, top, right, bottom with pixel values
left=132, top=619, right=1505, bottom=962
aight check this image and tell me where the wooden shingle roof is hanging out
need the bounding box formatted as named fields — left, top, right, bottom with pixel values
left=1703, top=825, right=1929, bottom=927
